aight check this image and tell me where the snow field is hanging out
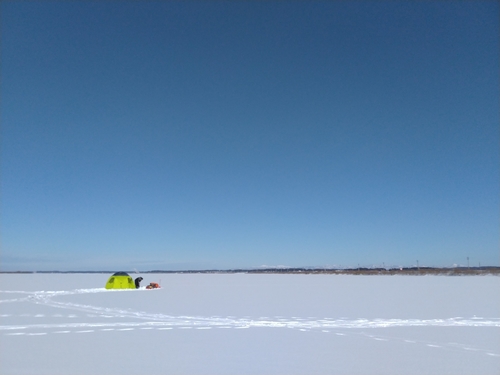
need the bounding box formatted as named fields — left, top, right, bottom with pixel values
left=0, top=274, right=499, bottom=374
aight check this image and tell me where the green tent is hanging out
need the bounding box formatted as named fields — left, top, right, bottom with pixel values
left=105, top=272, right=135, bottom=289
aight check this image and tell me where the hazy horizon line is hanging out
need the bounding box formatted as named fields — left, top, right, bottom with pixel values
left=2, top=265, right=499, bottom=274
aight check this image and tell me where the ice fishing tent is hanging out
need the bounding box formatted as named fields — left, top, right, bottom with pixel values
left=105, top=272, right=135, bottom=289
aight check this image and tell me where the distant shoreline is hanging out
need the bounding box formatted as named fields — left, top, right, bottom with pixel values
left=1, top=267, right=499, bottom=276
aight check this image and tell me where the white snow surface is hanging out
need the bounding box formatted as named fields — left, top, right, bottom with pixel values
left=0, top=274, right=498, bottom=374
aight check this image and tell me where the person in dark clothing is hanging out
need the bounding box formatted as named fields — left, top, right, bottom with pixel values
left=134, top=277, right=143, bottom=289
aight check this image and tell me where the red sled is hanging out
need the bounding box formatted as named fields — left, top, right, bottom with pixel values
left=146, top=282, right=160, bottom=289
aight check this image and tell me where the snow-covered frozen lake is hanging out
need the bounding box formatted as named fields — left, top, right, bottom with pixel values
left=0, top=273, right=499, bottom=374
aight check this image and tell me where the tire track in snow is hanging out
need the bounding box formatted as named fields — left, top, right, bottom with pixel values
left=2, top=287, right=500, bottom=358
left=2, top=288, right=499, bottom=360
left=2, top=288, right=500, bottom=331
left=3, top=320, right=499, bottom=358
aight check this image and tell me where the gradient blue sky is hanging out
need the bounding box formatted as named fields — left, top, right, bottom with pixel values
left=2, top=1, right=498, bottom=271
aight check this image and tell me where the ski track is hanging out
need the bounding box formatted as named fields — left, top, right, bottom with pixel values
left=1, top=288, right=499, bottom=357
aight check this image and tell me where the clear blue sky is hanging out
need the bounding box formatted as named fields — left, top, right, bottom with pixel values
left=1, top=1, right=498, bottom=271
